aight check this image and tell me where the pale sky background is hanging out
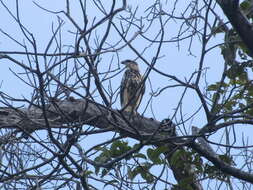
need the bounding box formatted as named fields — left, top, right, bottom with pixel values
left=0, top=0, right=252, bottom=189
left=0, top=0, right=223, bottom=123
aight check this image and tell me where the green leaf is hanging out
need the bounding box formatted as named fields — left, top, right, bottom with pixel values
left=247, top=85, right=253, bottom=96
left=94, top=149, right=111, bottom=175
left=146, top=147, right=166, bottom=165
left=133, top=153, right=147, bottom=160
left=128, top=166, right=138, bottom=180
left=83, top=170, right=93, bottom=176
left=170, top=149, right=186, bottom=166
left=207, top=84, right=218, bottom=91
left=207, top=82, right=228, bottom=92
left=224, top=100, right=236, bottom=111
left=226, top=64, right=245, bottom=79
left=128, top=162, right=153, bottom=181
left=101, top=169, right=109, bottom=178
left=110, top=140, right=131, bottom=158
left=177, top=177, right=195, bottom=190
left=211, top=25, right=226, bottom=36
left=204, top=163, right=230, bottom=181
left=219, top=154, right=235, bottom=166
left=212, top=92, right=220, bottom=103
left=240, top=0, right=251, bottom=10
left=240, top=0, right=253, bottom=22
left=140, top=172, right=154, bottom=184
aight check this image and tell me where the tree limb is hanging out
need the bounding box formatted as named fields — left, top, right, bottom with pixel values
left=0, top=98, right=253, bottom=184
left=217, top=0, right=253, bottom=55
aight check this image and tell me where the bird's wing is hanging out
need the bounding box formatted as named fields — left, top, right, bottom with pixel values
left=120, top=71, right=129, bottom=107
left=139, top=75, right=145, bottom=107
left=121, top=70, right=145, bottom=111
left=125, top=73, right=143, bottom=109
left=134, top=74, right=145, bottom=110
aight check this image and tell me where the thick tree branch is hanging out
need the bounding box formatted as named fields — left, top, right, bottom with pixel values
left=0, top=99, right=253, bottom=184
left=0, top=99, right=161, bottom=141
left=191, top=142, right=253, bottom=183
left=217, top=0, right=253, bottom=55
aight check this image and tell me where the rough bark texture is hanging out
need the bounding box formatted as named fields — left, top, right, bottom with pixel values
left=0, top=98, right=253, bottom=185
left=0, top=99, right=202, bottom=189
left=217, top=0, right=253, bottom=56
left=164, top=144, right=204, bottom=190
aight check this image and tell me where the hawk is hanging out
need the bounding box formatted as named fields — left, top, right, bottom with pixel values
left=120, top=60, right=145, bottom=114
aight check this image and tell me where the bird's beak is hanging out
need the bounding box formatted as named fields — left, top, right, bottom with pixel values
left=121, top=61, right=128, bottom=69
left=121, top=61, right=127, bottom=65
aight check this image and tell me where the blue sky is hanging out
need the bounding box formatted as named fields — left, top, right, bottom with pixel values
left=0, top=0, right=252, bottom=189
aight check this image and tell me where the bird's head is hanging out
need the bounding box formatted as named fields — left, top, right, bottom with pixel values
left=121, top=60, right=139, bottom=71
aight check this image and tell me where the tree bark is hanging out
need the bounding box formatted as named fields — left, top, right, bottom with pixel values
left=217, top=0, right=253, bottom=55
left=0, top=98, right=253, bottom=185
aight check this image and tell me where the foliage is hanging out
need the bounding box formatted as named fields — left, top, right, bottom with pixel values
left=0, top=0, right=253, bottom=189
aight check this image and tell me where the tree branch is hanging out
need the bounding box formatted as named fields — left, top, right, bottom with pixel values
left=217, top=0, right=253, bottom=55
left=1, top=98, right=253, bottom=184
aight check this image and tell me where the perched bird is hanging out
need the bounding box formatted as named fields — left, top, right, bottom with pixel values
left=120, top=60, right=145, bottom=114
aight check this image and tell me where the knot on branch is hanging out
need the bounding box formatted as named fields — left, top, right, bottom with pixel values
left=160, top=118, right=176, bottom=136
